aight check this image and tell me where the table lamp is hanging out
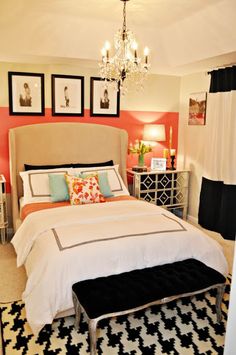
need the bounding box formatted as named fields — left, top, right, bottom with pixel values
left=143, top=124, right=166, bottom=144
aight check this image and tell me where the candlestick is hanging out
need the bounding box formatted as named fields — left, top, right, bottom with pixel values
left=133, top=41, right=138, bottom=62
left=144, top=47, right=149, bottom=64
left=105, top=41, right=110, bottom=61
left=170, top=155, right=176, bottom=170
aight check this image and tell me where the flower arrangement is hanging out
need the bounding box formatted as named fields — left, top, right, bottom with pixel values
left=129, top=140, right=152, bottom=166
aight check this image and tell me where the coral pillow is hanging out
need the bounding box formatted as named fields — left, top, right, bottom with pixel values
left=65, top=174, right=105, bottom=205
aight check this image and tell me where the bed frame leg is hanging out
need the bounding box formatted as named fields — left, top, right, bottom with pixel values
left=88, top=319, right=98, bottom=355
left=216, top=284, right=225, bottom=322
left=72, top=292, right=81, bottom=330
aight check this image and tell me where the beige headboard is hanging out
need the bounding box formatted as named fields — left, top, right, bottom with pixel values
left=9, top=122, right=128, bottom=231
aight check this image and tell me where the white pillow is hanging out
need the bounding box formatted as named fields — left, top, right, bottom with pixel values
left=20, top=168, right=73, bottom=205
left=73, top=165, right=129, bottom=197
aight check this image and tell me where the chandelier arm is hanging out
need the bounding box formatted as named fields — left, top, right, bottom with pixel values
left=123, top=0, right=127, bottom=34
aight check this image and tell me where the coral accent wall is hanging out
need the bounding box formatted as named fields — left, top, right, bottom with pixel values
left=0, top=107, right=178, bottom=192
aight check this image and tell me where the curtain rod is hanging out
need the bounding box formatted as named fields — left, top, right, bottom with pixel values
left=207, top=63, right=236, bottom=74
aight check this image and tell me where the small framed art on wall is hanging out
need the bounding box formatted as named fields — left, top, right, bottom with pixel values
left=51, top=74, right=84, bottom=116
left=8, top=72, right=45, bottom=116
left=188, top=92, right=207, bottom=125
left=90, top=77, right=120, bottom=117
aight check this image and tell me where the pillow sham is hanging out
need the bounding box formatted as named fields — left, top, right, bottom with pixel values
left=65, top=174, right=105, bottom=205
left=73, top=165, right=129, bottom=197
left=79, top=172, right=114, bottom=198
left=20, top=168, right=73, bottom=205
left=72, top=160, right=113, bottom=168
left=24, top=160, right=114, bottom=171
left=48, top=174, right=70, bottom=202
left=24, top=163, right=72, bottom=171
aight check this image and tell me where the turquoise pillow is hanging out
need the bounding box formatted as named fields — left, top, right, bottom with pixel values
left=79, top=172, right=114, bottom=198
left=49, top=174, right=69, bottom=202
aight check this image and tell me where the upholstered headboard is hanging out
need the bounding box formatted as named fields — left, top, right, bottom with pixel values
left=9, top=122, right=128, bottom=231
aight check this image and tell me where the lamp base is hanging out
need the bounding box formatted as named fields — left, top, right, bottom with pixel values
left=132, top=165, right=148, bottom=172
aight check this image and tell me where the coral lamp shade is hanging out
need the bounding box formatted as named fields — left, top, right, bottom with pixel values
left=143, top=124, right=166, bottom=142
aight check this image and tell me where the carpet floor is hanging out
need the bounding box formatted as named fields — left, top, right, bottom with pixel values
left=0, top=244, right=26, bottom=303
left=0, top=279, right=230, bottom=355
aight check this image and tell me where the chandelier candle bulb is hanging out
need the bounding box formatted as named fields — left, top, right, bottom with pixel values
left=105, top=41, right=111, bottom=50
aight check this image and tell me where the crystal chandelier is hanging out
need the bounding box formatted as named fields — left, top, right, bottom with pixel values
left=99, top=0, right=150, bottom=94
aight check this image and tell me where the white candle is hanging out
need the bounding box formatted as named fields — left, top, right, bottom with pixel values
left=170, top=149, right=176, bottom=157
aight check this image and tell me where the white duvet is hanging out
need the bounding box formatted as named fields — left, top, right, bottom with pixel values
left=11, top=200, right=228, bottom=335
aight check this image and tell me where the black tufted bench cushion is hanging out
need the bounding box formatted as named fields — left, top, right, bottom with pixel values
left=72, top=258, right=226, bottom=355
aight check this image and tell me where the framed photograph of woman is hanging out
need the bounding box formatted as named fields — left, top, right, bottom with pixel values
left=90, top=77, right=120, bottom=117
left=51, top=74, right=84, bottom=116
left=8, top=72, right=45, bottom=116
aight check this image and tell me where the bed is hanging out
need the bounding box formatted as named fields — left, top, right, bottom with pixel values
left=9, top=122, right=228, bottom=335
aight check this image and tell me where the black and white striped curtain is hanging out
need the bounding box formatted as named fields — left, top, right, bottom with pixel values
left=198, top=66, right=236, bottom=240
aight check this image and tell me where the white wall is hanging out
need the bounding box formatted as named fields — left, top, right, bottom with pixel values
left=178, top=72, right=210, bottom=222
left=0, top=61, right=180, bottom=112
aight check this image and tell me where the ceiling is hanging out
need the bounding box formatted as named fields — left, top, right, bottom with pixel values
left=0, top=0, right=236, bottom=76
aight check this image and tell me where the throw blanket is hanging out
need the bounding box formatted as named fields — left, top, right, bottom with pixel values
left=11, top=200, right=228, bottom=335
left=20, top=195, right=135, bottom=220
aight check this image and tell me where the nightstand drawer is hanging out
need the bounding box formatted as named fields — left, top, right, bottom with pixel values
left=127, top=169, right=190, bottom=220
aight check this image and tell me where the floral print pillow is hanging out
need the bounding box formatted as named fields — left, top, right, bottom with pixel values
left=65, top=174, right=105, bottom=205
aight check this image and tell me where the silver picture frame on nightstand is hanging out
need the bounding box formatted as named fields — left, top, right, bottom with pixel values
left=151, top=158, right=166, bottom=171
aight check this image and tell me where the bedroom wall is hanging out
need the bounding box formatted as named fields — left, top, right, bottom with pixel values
left=0, top=61, right=180, bottom=229
left=178, top=72, right=210, bottom=222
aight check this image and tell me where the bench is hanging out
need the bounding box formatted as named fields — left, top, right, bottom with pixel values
left=72, top=259, right=226, bottom=355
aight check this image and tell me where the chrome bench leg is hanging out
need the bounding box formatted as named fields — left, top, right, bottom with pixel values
left=72, top=292, right=81, bottom=330
left=216, top=284, right=225, bottom=322
left=88, top=319, right=98, bottom=355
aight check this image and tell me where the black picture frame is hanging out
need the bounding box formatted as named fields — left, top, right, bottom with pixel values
left=51, top=74, right=84, bottom=116
left=90, top=77, right=120, bottom=117
left=8, top=72, right=45, bottom=116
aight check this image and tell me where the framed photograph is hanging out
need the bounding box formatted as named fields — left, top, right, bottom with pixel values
left=151, top=158, right=167, bottom=171
left=90, top=77, right=120, bottom=117
left=8, top=72, right=45, bottom=116
left=188, top=92, right=207, bottom=125
left=51, top=74, right=84, bottom=116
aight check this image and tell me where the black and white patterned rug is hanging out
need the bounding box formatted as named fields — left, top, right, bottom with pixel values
left=0, top=280, right=230, bottom=355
